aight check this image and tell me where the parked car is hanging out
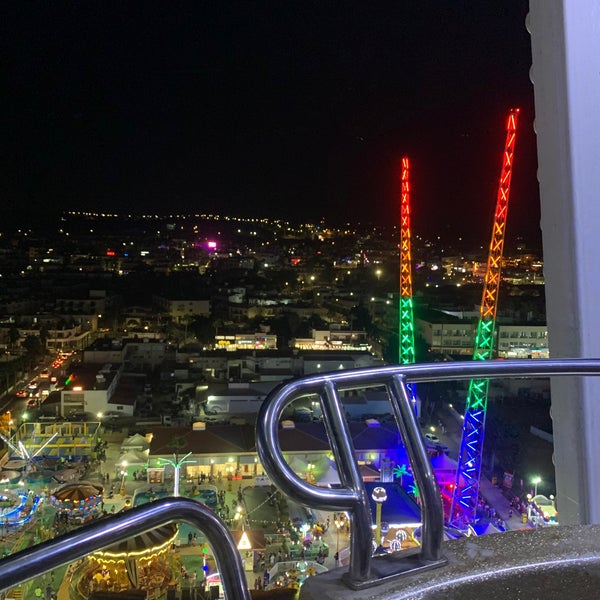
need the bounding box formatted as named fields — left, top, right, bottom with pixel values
left=423, top=432, right=450, bottom=454
left=424, top=432, right=440, bottom=444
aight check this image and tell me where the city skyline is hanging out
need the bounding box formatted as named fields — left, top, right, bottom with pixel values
left=1, top=1, right=540, bottom=246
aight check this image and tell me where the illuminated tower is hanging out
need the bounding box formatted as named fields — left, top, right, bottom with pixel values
left=398, top=157, right=419, bottom=416
left=399, top=157, right=416, bottom=366
left=450, top=109, right=520, bottom=523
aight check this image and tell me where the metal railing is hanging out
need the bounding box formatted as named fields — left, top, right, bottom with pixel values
left=1, top=359, right=600, bottom=598
left=0, top=497, right=251, bottom=600
left=256, top=358, right=600, bottom=589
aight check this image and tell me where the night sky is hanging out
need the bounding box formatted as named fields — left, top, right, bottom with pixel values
left=1, top=1, right=539, bottom=245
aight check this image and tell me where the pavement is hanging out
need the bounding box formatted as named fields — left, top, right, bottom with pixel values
left=437, top=403, right=533, bottom=531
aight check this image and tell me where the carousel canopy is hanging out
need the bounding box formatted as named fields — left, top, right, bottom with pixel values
left=95, top=523, right=178, bottom=558
left=52, top=481, right=103, bottom=502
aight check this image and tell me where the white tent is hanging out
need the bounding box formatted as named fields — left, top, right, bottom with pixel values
left=317, top=461, right=341, bottom=486
left=118, top=449, right=149, bottom=467
left=120, top=433, right=150, bottom=453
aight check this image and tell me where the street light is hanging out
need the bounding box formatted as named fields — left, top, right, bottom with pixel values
left=120, top=460, right=127, bottom=496
left=532, top=476, right=542, bottom=496
left=372, top=486, right=388, bottom=553
left=334, top=517, right=342, bottom=555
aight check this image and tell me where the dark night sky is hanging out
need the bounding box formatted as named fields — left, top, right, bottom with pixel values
left=1, top=1, right=539, bottom=245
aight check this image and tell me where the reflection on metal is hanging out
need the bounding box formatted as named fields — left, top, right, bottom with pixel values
left=257, top=358, right=600, bottom=590
left=0, top=498, right=250, bottom=600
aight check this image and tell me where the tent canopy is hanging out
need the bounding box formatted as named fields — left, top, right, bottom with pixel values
left=119, top=450, right=149, bottom=466
left=121, top=433, right=150, bottom=452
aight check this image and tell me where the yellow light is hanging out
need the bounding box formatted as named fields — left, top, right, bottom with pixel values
left=93, top=531, right=177, bottom=560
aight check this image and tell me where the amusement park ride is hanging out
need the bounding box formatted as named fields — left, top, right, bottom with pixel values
left=450, top=108, right=520, bottom=524
left=0, top=430, right=59, bottom=468
left=398, top=157, right=418, bottom=408
left=398, top=108, right=521, bottom=527
left=398, top=156, right=416, bottom=370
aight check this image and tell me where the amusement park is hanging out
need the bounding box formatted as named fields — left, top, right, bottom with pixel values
left=0, top=105, right=563, bottom=600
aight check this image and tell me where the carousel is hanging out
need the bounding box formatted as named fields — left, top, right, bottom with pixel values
left=78, top=524, right=178, bottom=599
left=51, top=481, right=103, bottom=521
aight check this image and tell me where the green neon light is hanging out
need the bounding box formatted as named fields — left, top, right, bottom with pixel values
left=399, top=297, right=416, bottom=365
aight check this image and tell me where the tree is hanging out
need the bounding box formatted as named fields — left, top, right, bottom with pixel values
left=22, top=335, right=43, bottom=360
left=190, top=316, right=215, bottom=344
left=409, top=482, right=420, bottom=505
left=393, top=464, right=409, bottom=486
left=39, top=325, right=49, bottom=352
left=350, top=302, right=375, bottom=335
left=307, top=314, right=328, bottom=330
left=8, top=326, right=20, bottom=349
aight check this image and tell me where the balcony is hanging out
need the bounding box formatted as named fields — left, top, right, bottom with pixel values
left=1, top=358, right=600, bottom=599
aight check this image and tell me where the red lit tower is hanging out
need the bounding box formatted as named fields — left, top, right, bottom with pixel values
left=450, top=109, right=520, bottom=524
left=399, top=157, right=416, bottom=367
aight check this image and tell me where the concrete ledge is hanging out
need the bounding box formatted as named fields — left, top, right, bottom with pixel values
left=300, top=525, right=600, bottom=600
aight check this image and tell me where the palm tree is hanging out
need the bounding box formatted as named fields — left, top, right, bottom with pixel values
left=163, top=435, right=192, bottom=497
left=409, top=482, right=420, bottom=506
left=393, top=464, right=409, bottom=486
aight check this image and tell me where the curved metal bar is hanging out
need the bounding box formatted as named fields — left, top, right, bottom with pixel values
left=262, top=358, right=600, bottom=391
left=256, top=379, right=361, bottom=510
left=0, top=498, right=250, bottom=600
left=257, top=379, right=375, bottom=584
left=320, top=381, right=373, bottom=583
left=389, top=374, right=444, bottom=562
left=256, top=358, right=600, bottom=589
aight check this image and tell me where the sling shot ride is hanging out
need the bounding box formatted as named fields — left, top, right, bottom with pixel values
left=450, top=108, right=521, bottom=526
left=398, top=157, right=419, bottom=413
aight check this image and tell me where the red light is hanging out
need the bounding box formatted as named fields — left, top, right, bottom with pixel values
left=106, top=250, right=115, bottom=257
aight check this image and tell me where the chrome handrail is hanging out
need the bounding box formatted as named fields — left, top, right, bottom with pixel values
left=0, top=497, right=251, bottom=600
left=2, top=359, right=600, bottom=598
left=256, top=358, right=600, bottom=589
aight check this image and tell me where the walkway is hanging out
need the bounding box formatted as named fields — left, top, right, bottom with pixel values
left=438, top=404, right=532, bottom=531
